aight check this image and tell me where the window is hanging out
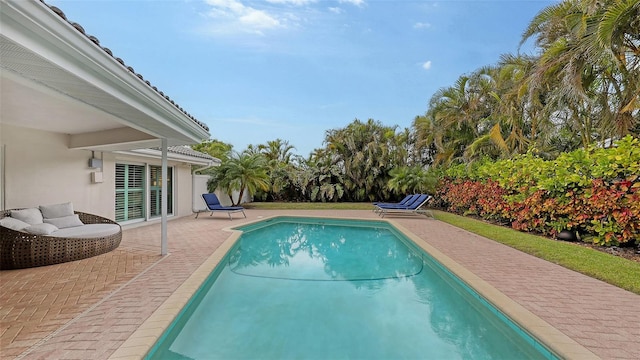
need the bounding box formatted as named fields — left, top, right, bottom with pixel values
left=149, top=165, right=173, bottom=218
left=115, top=164, right=145, bottom=222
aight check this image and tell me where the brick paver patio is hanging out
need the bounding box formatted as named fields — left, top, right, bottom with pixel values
left=1, top=210, right=639, bottom=359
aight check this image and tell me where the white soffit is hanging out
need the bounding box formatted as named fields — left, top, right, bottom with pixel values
left=0, top=0, right=210, bottom=150
left=1, top=68, right=125, bottom=134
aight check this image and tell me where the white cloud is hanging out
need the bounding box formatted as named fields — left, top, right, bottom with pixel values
left=203, top=0, right=283, bottom=36
left=240, top=8, right=281, bottom=29
left=422, top=60, right=432, bottom=70
left=339, top=0, right=366, bottom=7
left=266, top=0, right=316, bottom=5
left=328, top=7, right=343, bottom=14
left=205, top=0, right=244, bottom=13
left=413, top=22, right=431, bottom=29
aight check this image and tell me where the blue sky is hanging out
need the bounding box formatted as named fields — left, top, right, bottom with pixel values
left=50, top=0, right=554, bottom=157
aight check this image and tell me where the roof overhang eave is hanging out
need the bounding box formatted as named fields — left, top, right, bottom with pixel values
left=0, top=0, right=210, bottom=146
left=115, top=149, right=221, bottom=166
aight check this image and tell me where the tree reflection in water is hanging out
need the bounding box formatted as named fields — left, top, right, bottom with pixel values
left=229, top=222, right=423, bottom=286
left=229, top=220, right=547, bottom=358
left=156, top=219, right=551, bottom=359
left=409, top=260, right=545, bottom=358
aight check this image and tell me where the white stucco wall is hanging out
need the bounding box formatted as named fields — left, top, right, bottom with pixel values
left=193, top=174, right=210, bottom=212
left=216, top=190, right=252, bottom=206
left=1, top=124, right=114, bottom=216
left=175, top=164, right=194, bottom=218
left=1, top=124, right=197, bottom=221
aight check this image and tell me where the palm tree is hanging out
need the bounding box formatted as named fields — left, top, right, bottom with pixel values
left=522, top=0, right=639, bottom=142
left=258, top=139, right=296, bottom=165
left=209, top=151, right=270, bottom=206
left=490, top=54, right=549, bottom=153
left=295, top=149, right=344, bottom=202
left=412, top=0, right=640, bottom=170
left=412, top=114, right=437, bottom=166
left=387, top=166, right=437, bottom=196
left=594, top=0, right=640, bottom=136
left=420, top=72, right=497, bottom=165
left=324, top=119, right=404, bottom=201
left=191, top=139, right=233, bottom=162
left=254, top=139, right=298, bottom=201
left=207, top=160, right=235, bottom=200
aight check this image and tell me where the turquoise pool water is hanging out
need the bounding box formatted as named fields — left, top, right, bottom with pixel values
left=147, top=217, right=557, bottom=359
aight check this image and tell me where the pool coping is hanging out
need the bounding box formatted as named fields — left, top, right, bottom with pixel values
left=108, top=215, right=598, bottom=360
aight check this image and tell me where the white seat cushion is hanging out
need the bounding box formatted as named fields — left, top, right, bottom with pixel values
left=51, top=224, right=121, bottom=239
left=39, top=202, right=74, bottom=219
left=44, top=214, right=84, bottom=229
left=25, top=223, right=59, bottom=235
left=11, top=208, right=44, bottom=225
left=0, top=217, right=31, bottom=231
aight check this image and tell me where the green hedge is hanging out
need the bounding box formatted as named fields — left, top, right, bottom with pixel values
left=436, top=136, right=640, bottom=246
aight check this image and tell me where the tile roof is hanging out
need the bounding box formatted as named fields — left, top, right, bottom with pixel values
left=41, top=0, right=209, bottom=133
left=167, top=146, right=219, bottom=162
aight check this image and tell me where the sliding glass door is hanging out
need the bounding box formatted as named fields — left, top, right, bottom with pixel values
left=149, top=165, right=173, bottom=218
left=115, top=163, right=174, bottom=222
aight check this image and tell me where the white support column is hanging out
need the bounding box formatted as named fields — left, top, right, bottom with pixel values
left=161, top=138, right=168, bottom=256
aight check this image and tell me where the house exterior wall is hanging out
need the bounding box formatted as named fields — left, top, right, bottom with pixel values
left=175, top=164, right=194, bottom=218
left=1, top=124, right=196, bottom=221
left=1, top=124, right=113, bottom=216
left=192, top=175, right=252, bottom=209
left=193, top=174, right=210, bottom=212
left=113, top=152, right=195, bottom=220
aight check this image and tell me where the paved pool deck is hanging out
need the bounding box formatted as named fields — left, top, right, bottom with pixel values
left=1, top=210, right=639, bottom=359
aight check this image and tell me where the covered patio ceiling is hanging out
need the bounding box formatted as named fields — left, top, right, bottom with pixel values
left=0, top=0, right=210, bottom=151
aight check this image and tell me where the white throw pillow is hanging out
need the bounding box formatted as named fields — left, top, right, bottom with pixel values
left=10, top=208, right=44, bottom=225
left=0, top=217, right=31, bottom=231
left=39, top=202, right=74, bottom=219
left=24, top=223, right=59, bottom=236
left=44, top=214, right=84, bottom=229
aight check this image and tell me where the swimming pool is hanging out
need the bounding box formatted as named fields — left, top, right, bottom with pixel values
left=146, top=217, right=557, bottom=359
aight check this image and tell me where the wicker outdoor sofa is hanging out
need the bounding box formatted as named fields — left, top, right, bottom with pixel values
left=0, top=205, right=122, bottom=270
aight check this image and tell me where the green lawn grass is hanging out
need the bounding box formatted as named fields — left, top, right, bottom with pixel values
left=433, top=210, right=640, bottom=295
left=244, top=202, right=373, bottom=210
left=246, top=202, right=640, bottom=295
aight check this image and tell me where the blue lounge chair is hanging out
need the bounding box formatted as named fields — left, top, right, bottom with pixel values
left=197, top=193, right=246, bottom=220
left=373, top=194, right=418, bottom=208
left=373, top=194, right=419, bottom=213
left=375, top=194, right=433, bottom=218
left=374, top=194, right=424, bottom=212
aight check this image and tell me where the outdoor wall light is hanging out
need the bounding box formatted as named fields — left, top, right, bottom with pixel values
left=89, top=158, right=103, bottom=169
left=89, top=151, right=103, bottom=169
left=89, top=151, right=104, bottom=183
